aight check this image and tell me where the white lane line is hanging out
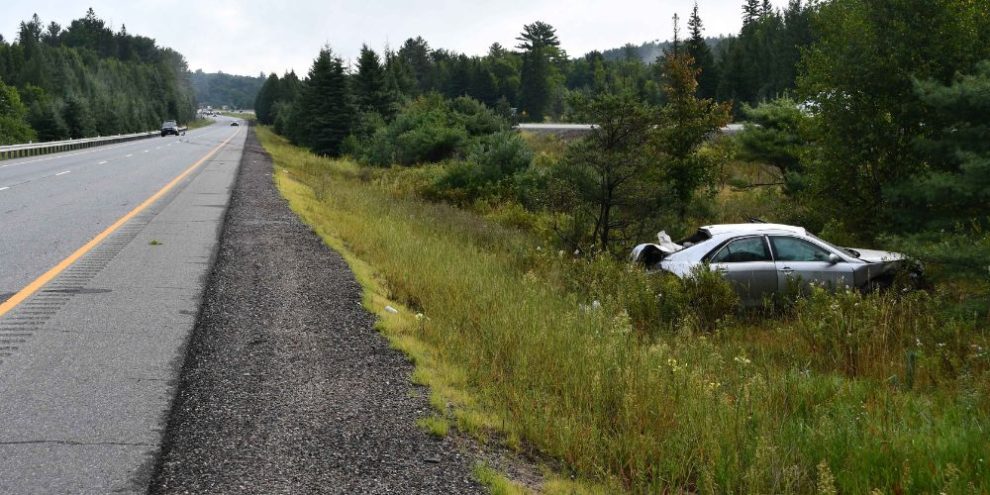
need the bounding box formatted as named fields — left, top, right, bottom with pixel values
left=143, top=150, right=149, bottom=153
left=126, top=154, right=133, bottom=158
left=55, top=170, right=71, bottom=176
left=0, top=186, right=9, bottom=191
left=98, top=160, right=108, bottom=165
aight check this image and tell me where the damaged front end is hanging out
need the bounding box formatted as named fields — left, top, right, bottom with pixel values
left=630, top=231, right=683, bottom=268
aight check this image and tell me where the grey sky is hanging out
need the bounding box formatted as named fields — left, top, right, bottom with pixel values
left=1, top=1, right=789, bottom=76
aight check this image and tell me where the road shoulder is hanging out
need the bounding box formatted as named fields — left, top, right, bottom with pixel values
left=148, top=127, right=482, bottom=493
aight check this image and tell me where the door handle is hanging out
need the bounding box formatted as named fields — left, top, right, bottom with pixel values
left=781, top=267, right=793, bottom=274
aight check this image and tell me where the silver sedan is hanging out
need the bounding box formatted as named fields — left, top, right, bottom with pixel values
left=632, top=224, right=913, bottom=306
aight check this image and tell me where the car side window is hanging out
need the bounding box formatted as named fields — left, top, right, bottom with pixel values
left=770, top=236, right=832, bottom=262
left=710, top=237, right=771, bottom=263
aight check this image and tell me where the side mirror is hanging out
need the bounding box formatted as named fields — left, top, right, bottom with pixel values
left=828, top=253, right=841, bottom=265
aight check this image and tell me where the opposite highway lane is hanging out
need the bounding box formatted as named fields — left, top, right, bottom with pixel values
left=0, top=119, right=247, bottom=493
left=1, top=121, right=238, bottom=299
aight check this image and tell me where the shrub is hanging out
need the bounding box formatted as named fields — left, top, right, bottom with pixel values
left=356, top=94, right=508, bottom=167
left=681, top=265, right=740, bottom=333
left=428, top=132, right=533, bottom=204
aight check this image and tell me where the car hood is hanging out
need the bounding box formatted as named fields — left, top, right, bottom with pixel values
left=849, top=248, right=905, bottom=263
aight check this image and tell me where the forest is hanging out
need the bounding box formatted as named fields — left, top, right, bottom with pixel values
left=189, top=70, right=265, bottom=110
left=256, top=0, right=990, bottom=492
left=0, top=9, right=196, bottom=144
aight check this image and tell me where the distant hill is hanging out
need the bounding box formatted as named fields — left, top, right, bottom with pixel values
left=190, top=70, right=265, bottom=109
left=599, top=36, right=730, bottom=64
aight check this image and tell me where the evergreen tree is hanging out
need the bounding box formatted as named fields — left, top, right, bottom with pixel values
left=516, top=21, right=560, bottom=122
left=354, top=44, right=393, bottom=118
left=62, top=95, right=95, bottom=138
left=254, top=73, right=280, bottom=125
left=687, top=2, right=719, bottom=100
left=743, top=0, right=762, bottom=25
left=290, top=48, right=354, bottom=157
left=656, top=51, right=732, bottom=218
left=885, top=61, right=990, bottom=230
left=565, top=91, right=660, bottom=251
left=398, top=37, right=434, bottom=94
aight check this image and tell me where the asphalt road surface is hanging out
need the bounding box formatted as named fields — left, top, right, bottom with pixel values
left=0, top=121, right=240, bottom=300
left=0, top=118, right=247, bottom=493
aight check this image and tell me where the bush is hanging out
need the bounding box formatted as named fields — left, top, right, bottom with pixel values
left=427, top=131, right=533, bottom=204
left=681, top=265, right=740, bottom=332
left=355, top=94, right=509, bottom=167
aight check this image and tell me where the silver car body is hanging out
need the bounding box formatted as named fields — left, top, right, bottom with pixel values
left=633, top=224, right=908, bottom=306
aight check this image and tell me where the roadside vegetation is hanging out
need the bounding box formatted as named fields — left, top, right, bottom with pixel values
left=252, top=0, right=989, bottom=492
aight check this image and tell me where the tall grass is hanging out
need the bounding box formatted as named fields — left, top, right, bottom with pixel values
left=258, top=127, right=990, bottom=494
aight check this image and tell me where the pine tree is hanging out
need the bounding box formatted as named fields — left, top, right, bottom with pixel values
left=687, top=2, right=719, bottom=99
left=254, top=73, right=280, bottom=125
left=290, top=48, right=354, bottom=157
left=516, top=21, right=559, bottom=122
left=885, top=61, right=990, bottom=230
left=657, top=51, right=732, bottom=218
left=354, top=44, right=393, bottom=118
left=62, top=95, right=95, bottom=138
left=743, top=0, right=762, bottom=25
left=398, top=37, right=433, bottom=94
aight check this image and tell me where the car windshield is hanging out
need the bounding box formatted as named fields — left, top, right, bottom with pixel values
left=807, top=232, right=859, bottom=258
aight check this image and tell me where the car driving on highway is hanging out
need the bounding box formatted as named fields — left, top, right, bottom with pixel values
left=631, top=223, right=917, bottom=306
left=161, top=120, right=180, bottom=136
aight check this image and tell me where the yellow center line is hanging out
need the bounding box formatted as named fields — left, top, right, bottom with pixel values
left=0, top=129, right=241, bottom=318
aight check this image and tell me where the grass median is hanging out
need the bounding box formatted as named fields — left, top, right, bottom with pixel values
left=258, top=126, right=989, bottom=494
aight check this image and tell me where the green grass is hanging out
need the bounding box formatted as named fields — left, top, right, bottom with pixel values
left=259, top=126, right=990, bottom=494
left=184, top=118, right=213, bottom=131
left=416, top=414, right=451, bottom=438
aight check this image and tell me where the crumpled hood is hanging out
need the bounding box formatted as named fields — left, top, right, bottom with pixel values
left=851, top=248, right=905, bottom=263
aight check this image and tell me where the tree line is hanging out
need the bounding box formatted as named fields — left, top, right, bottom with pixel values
left=256, top=0, right=990, bottom=261
left=256, top=0, right=814, bottom=128
left=190, top=70, right=265, bottom=110
left=0, top=9, right=196, bottom=144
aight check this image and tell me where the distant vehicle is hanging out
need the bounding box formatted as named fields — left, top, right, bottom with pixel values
left=631, top=223, right=919, bottom=306
left=230, top=121, right=239, bottom=126
left=161, top=120, right=180, bottom=136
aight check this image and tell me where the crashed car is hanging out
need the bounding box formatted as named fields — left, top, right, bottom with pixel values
left=631, top=223, right=917, bottom=306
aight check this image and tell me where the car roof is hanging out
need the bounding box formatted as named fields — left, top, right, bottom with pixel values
left=701, top=223, right=807, bottom=237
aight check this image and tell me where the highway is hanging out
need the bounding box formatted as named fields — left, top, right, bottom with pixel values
left=0, top=118, right=247, bottom=493
left=1, top=121, right=238, bottom=298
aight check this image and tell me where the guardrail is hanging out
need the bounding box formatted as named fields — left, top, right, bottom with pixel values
left=516, top=123, right=746, bottom=136
left=0, top=130, right=160, bottom=161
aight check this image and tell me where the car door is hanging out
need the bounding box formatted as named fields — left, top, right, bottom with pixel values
left=768, top=236, right=855, bottom=291
left=708, top=236, right=777, bottom=306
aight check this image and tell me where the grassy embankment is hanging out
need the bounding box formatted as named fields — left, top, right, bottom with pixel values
left=184, top=118, right=214, bottom=131
left=258, top=126, right=989, bottom=494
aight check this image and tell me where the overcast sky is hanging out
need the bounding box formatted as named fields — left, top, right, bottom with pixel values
left=1, top=0, right=789, bottom=77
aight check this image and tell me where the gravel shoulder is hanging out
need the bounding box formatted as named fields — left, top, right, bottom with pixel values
left=148, top=127, right=483, bottom=494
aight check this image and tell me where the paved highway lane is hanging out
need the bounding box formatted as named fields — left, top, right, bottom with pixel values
left=0, top=121, right=238, bottom=299
left=0, top=118, right=247, bottom=494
